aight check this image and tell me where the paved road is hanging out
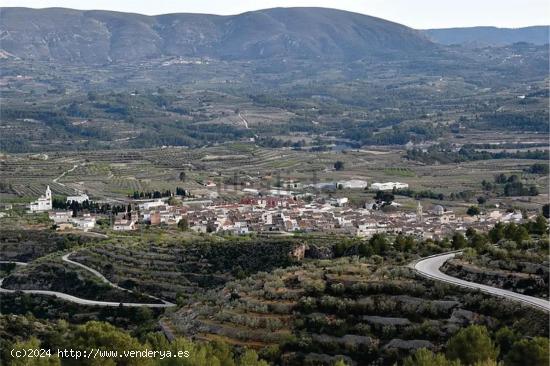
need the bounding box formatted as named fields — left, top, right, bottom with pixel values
left=0, top=255, right=175, bottom=308
left=0, top=261, right=29, bottom=266
left=414, top=252, right=550, bottom=312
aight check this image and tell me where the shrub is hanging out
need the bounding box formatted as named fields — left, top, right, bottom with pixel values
left=504, top=337, right=549, bottom=366
left=446, top=325, right=498, bottom=365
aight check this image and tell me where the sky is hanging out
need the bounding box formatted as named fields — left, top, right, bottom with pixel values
left=1, top=0, right=549, bottom=29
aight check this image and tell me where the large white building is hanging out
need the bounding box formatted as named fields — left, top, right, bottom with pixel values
left=66, top=193, right=89, bottom=204
left=28, top=186, right=52, bottom=212
left=337, top=180, right=368, bottom=189
left=370, top=182, right=409, bottom=191
left=138, top=200, right=165, bottom=211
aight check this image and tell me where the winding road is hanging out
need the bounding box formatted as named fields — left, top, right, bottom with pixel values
left=414, top=252, right=550, bottom=312
left=3, top=251, right=549, bottom=311
left=0, top=254, right=175, bottom=308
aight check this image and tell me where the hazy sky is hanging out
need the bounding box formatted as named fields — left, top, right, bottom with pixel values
left=2, top=0, right=549, bottom=28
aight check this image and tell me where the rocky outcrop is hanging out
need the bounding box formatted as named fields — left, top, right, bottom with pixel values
left=305, top=245, right=334, bottom=259
left=382, top=339, right=434, bottom=351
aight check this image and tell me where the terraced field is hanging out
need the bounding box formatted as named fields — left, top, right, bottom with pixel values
left=0, top=156, right=78, bottom=198
left=2, top=256, right=158, bottom=303
left=167, top=257, right=549, bottom=365
left=70, top=237, right=303, bottom=301
left=0, top=229, right=98, bottom=262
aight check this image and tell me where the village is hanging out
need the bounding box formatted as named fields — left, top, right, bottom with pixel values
left=20, top=178, right=530, bottom=240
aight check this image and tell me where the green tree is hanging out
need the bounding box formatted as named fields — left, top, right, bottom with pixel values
left=446, top=325, right=499, bottom=365
left=528, top=163, right=549, bottom=175
left=70, top=321, right=147, bottom=366
left=504, top=337, right=549, bottom=366
left=470, top=233, right=489, bottom=251
left=237, top=350, right=268, bottom=366
left=511, top=226, right=529, bottom=244
left=528, top=186, right=539, bottom=196
left=135, top=307, right=153, bottom=322
left=333, top=359, right=349, bottom=366
left=404, top=348, right=460, bottom=366
left=543, top=204, right=549, bottom=219
left=334, top=161, right=345, bottom=171
left=467, top=206, right=480, bottom=216
left=530, top=215, right=548, bottom=235
left=178, top=218, right=189, bottom=231
left=461, top=247, right=477, bottom=262
left=452, top=233, right=468, bottom=250
left=369, top=233, right=389, bottom=255
left=10, top=338, right=61, bottom=366
left=489, top=223, right=505, bottom=243
left=473, top=360, right=498, bottom=366
left=494, top=327, right=518, bottom=356
left=2, top=262, right=16, bottom=275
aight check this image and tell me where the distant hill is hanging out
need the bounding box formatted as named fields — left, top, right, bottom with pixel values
left=423, top=26, right=549, bottom=46
left=0, top=7, right=436, bottom=64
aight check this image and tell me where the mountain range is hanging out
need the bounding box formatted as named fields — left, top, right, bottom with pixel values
left=0, top=7, right=548, bottom=65
left=423, top=26, right=549, bottom=46
left=0, top=7, right=435, bottom=64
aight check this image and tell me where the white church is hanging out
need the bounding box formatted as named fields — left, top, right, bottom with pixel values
left=28, top=185, right=53, bottom=213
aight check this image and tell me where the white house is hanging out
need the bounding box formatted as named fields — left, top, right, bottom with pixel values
left=370, top=182, right=409, bottom=191
left=49, top=211, right=71, bottom=224
left=337, top=180, right=368, bottom=189
left=333, top=197, right=349, bottom=207
left=113, top=219, right=136, bottom=231
left=356, top=221, right=387, bottom=237
left=138, top=200, right=165, bottom=211
left=66, top=193, right=89, bottom=204
left=70, top=216, right=96, bottom=231
left=28, top=186, right=52, bottom=212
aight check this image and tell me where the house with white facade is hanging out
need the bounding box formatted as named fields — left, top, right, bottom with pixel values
left=370, top=182, right=409, bottom=191
left=70, top=215, right=96, bottom=231
left=66, top=193, right=89, bottom=204
left=113, top=218, right=137, bottom=231
left=49, top=211, right=71, bottom=224
left=337, top=180, right=368, bottom=189
left=356, top=221, right=387, bottom=237
left=138, top=200, right=165, bottom=211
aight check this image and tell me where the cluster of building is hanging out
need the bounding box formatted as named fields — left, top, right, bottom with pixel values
left=26, top=186, right=95, bottom=231
left=49, top=211, right=96, bottom=232
left=27, top=186, right=90, bottom=213
left=117, top=195, right=525, bottom=240
left=24, top=184, right=530, bottom=239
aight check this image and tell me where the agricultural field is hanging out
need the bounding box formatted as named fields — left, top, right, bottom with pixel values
left=1, top=142, right=547, bottom=218
left=68, top=234, right=303, bottom=301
